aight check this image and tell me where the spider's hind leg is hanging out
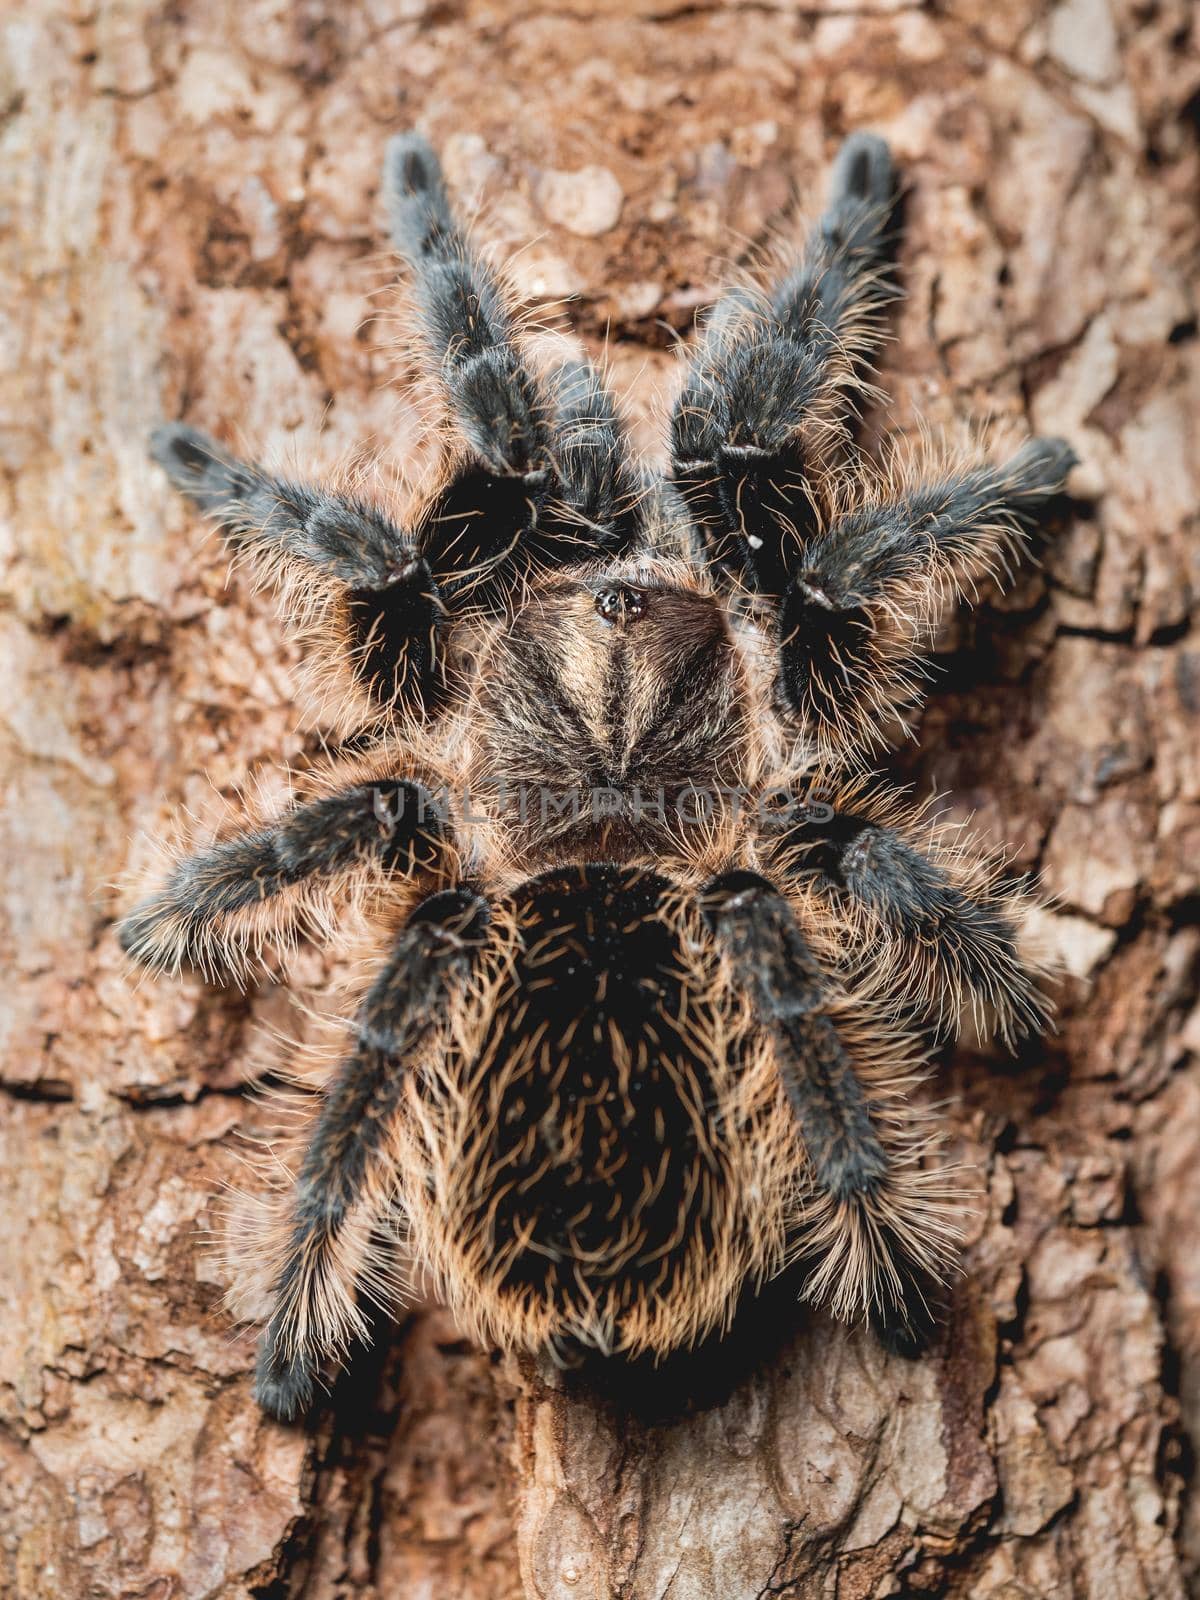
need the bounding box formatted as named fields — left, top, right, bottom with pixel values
left=702, top=868, right=957, bottom=1355
left=254, top=887, right=490, bottom=1419
left=118, top=775, right=448, bottom=983
left=672, top=132, right=898, bottom=593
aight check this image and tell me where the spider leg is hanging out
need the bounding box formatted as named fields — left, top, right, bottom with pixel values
left=150, top=423, right=420, bottom=589
left=764, top=782, right=1049, bottom=1045
left=672, top=132, right=897, bottom=593
left=774, top=436, right=1077, bottom=765
left=151, top=424, right=446, bottom=721
left=386, top=136, right=643, bottom=602
left=385, top=132, right=550, bottom=480
left=702, top=868, right=957, bottom=1355
left=254, top=887, right=489, bottom=1420
left=383, top=132, right=554, bottom=612
left=539, top=356, right=643, bottom=557
left=118, top=778, right=447, bottom=982
left=151, top=139, right=646, bottom=720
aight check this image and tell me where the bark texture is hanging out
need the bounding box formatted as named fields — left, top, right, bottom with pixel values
left=3, top=1, right=1200, bottom=1596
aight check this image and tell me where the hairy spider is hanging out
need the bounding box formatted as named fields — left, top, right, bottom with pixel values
left=120, top=130, right=1075, bottom=1420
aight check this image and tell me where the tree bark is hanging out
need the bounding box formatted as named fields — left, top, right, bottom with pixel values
left=3, top=1, right=1199, bottom=1596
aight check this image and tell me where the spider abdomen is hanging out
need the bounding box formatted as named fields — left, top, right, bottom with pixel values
left=400, top=865, right=792, bottom=1359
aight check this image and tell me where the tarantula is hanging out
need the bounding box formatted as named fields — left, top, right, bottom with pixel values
left=120, top=130, right=1075, bottom=1421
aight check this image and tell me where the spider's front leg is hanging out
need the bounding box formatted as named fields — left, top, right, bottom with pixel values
left=701, top=870, right=957, bottom=1355
left=385, top=130, right=549, bottom=482
left=763, top=783, right=1050, bottom=1045
left=381, top=129, right=554, bottom=615
left=672, top=132, right=897, bottom=594
left=118, top=776, right=446, bottom=982
left=253, top=887, right=490, bottom=1420
left=387, top=135, right=643, bottom=524
left=385, top=134, right=641, bottom=593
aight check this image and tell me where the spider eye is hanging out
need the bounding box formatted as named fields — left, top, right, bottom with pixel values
left=593, top=584, right=648, bottom=624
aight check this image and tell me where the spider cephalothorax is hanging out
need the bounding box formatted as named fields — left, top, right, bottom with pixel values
left=120, top=130, right=1075, bottom=1419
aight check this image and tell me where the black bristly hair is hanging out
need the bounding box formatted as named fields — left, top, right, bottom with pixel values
left=120, top=128, right=1076, bottom=1417
left=774, top=437, right=1079, bottom=764
left=384, top=130, right=551, bottom=481
left=701, top=868, right=947, bottom=1353
left=671, top=130, right=898, bottom=596
left=764, top=783, right=1050, bottom=1045
left=119, top=778, right=448, bottom=983
left=254, top=886, right=490, bottom=1420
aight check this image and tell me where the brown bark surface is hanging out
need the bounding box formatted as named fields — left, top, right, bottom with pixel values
left=3, top=2, right=1200, bottom=1596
